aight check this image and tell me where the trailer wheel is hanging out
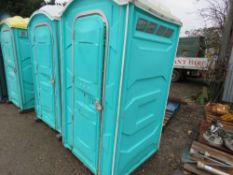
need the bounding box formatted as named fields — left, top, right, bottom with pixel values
left=172, top=70, right=182, bottom=82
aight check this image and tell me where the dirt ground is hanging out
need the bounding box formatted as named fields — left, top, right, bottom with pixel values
left=0, top=80, right=206, bottom=175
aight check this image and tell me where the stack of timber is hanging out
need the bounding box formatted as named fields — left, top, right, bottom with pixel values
left=183, top=141, right=233, bottom=175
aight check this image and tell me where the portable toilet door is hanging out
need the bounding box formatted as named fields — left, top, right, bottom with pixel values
left=61, top=0, right=182, bottom=174
left=28, top=5, right=64, bottom=133
left=0, top=40, right=8, bottom=102
left=0, top=16, right=34, bottom=111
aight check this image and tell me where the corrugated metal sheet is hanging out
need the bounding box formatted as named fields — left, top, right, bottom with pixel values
left=223, top=47, right=233, bottom=102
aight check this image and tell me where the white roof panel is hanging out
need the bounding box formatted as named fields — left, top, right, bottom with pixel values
left=52, top=0, right=182, bottom=25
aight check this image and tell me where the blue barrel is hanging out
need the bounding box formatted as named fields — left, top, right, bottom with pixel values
left=61, top=0, right=182, bottom=174
left=28, top=5, right=64, bottom=133
left=0, top=16, right=34, bottom=111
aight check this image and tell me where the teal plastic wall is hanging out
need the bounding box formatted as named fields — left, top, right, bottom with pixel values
left=29, top=14, right=62, bottom=133
left=61, top=0, right=180, bottom=174
left=0, top=25, right=34, bottom=110
left=114, top=6, right=180, bottom=174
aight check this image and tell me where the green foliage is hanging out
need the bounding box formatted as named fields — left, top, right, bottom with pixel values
left=0, top=0, right=43, bottom=17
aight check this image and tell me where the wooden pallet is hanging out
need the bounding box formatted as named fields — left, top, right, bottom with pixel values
left=163, top=111, right=174, bottom=127
left=163, top=101, right=180, bottom=128
left=184, top=141, right=233, bottom=175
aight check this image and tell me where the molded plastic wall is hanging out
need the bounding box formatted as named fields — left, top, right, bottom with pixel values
left=0, top=25, right=34, bottom=110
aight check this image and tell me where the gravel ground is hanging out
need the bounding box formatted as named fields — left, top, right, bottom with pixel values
left=0, top=80, right=205, bottom=175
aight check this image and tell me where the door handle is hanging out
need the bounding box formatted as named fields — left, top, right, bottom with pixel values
left=95, top=101, right=103, bottom=112
left=14, top=68, right=17, bottom=73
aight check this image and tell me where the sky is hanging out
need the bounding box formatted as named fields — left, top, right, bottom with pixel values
left=151, top=0, right=210, bottom=36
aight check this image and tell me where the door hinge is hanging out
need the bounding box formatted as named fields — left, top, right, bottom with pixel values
left=72, top=76, right=75, bottom=84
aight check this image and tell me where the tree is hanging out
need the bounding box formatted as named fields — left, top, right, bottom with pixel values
left=197, top=0, right=230, bottom=31
left=197, top=0, right=233, bottom=101
left=0, top=0, right=43, bottom=18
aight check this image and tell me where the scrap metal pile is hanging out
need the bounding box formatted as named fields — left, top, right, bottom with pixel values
left=183, top=103, right=233, bottom=175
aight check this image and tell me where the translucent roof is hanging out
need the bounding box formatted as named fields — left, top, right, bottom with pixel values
left=2, top=16, right=29, bottom=29
left=55, top=0, right=70, bottom=5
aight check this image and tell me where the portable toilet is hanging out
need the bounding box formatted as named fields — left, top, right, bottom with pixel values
left=0, top=16, right=34, bottom=111
left=28, top=5, right=64, bottom=133
left=61, top=0, right=182, bottom=174
left=0, top=39, right=8, bottom=102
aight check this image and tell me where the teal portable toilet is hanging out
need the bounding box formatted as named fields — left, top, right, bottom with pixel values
left=28, top=5, right=64, bottom=133
left=61, top=0, right=182, bottom=174
left=0, top=17, right=34, bottom=110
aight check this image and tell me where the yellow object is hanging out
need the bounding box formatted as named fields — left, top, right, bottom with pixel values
left=2, top=16, right=29, bottom=29
left=221, top=113, right=233, bottom=122
left=208, top=103, right=230, bottom=115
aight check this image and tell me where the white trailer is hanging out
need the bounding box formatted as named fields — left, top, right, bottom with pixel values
left=172, top=57, right=209, bottom=82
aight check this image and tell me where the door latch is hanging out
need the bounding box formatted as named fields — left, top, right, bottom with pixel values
left=50, top=79, right=55, bottom=85
left=95, top=101, right=103, bottom=112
